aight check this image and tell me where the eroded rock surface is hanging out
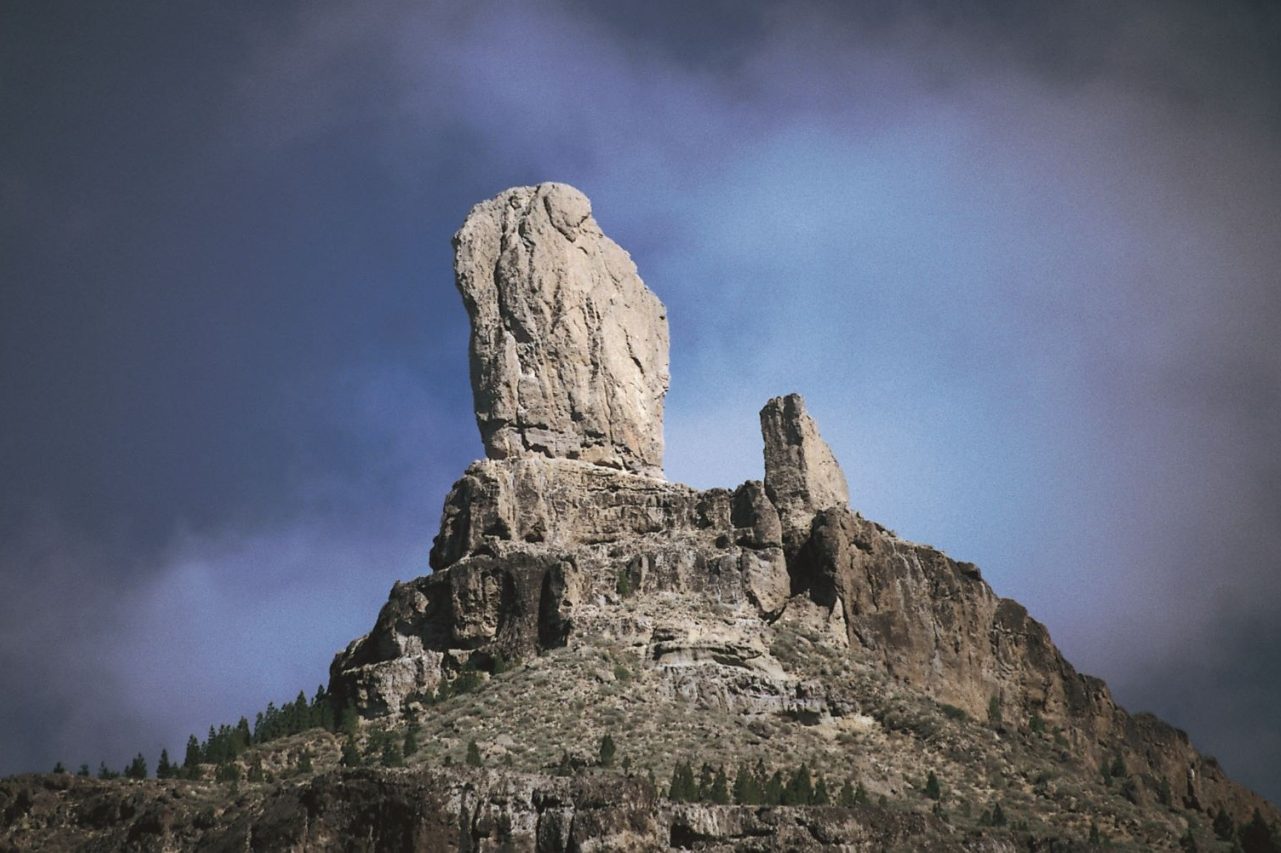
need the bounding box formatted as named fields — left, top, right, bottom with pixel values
left=760, top=394, right=850, bottom=543
left=454, top=183, right=670, bottom=478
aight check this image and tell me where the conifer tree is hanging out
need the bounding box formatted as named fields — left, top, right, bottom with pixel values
left=598, top=733, right=616, bottom=767
left=381, top=738, right=404, bottom=768
left=403, top=726, right=419, bottom=757
left=1238, top=808, right=1278, bottom=853
left=1216, top=806, right=1236, bottom=841
left=340, top=737, right=362, bottom=768
left=668, top=760, right=697, bottom=802
left=733, top=764, right=761, bottom=805
left=991, top=802, right=1007, bottom=827
left=156, top=749, right=173, bottom=780
left=924, top=770, right=942, bottom=800
left=298, top=750, right=313, bottom=774
left=764, top=770, right=785, bottom=806
left=812, top=774, right=830, bottom=806
left=709, top=766, right=730, bottom=805
left=838, top=780, right=857, bottom=807
left=125, top=753, right=147, bottom=780
left=854, top=781, right=869, bottom=805
left=184, top=734, right=201, bottom=769
left=52, top=761, right=66, bottom=774
left=784, top=764, right=813, bottom=806
left=466, top=739, right=483, bottom=767
left=77, top=764, right=90, bottom=777
left=1089, top=821, right=1102, bottom=844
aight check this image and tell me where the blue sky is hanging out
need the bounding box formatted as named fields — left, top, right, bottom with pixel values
left=3, top=0, right=1280, bottom=802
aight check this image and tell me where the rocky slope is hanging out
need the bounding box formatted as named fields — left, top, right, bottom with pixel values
left=6, top=183, right=1276, bottom=851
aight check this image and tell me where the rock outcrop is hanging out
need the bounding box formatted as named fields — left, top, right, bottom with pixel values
left=761, top=393, right=850, bottom=544
left=454, top=183, right=670, bottom=478
left=325, top=186, right=1278, bottom=848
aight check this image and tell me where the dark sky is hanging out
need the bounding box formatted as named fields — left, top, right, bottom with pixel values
left=3, top=0, right=1279, bottom=803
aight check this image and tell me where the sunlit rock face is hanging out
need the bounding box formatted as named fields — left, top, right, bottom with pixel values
left=453, top=182, right=670, bottom=479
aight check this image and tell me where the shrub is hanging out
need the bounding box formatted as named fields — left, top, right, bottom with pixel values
left=466, top=739, right=483, bottom=767
left=924, top=770, right=942, bottom=801
left=598, top=734, right=616, bottom=767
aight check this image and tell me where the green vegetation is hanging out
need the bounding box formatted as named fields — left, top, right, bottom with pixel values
left=465, top=739, right=483, bottom=767
left=670, top=758, right=861, bottom=808
left=598, top=733, right=616, bottom=767
left=924, top=770, right=941, bottom=800
left=124, top=753, right=147, bottom=780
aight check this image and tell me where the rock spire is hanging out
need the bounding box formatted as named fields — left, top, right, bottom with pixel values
left=760, top=393, right=850, bottom=540
left=453, top=183, right=670, bottom=478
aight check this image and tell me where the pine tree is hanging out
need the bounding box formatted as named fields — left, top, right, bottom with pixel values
left=924, top=770, right=942, bottom=800
left=733, top=764, right=761, bottom=805
left=838, top=780, right=857, bottom=807
left=1089, top=821, right=1102, bottom=844
left=184, top=734, right=202, bottom=769
left=854, top=782, right=869, bottom=805
left=1215, top=806, right=1236, bottom=841
left=764, top=770, right=785, bottom=806
left=783, top=764, right=813, bottom=806
left=991, top=802, right=1007, bottom=827
left=812, top=774, right=830, bottom=806
left=125, top=753, right=147, bottom=780
left=340, top=703, right=359, bottom=737
left=77, top=764, right=90, bottom=777
left=709, top=766, right=730, bottom=805
left=156, top=749, right=173, bottom=780
left=465, top=739, right=483, bottom=767
left=248, top=756, right=265, bottom=783
left=987, top=695, right=1002, bottom=725
left=1238, top=808, right=1279, bottom=853
left=668, top=760, right=697, bottom=802
left=340, top=737, right=362, bottom=768
left=52, top=761, right=66, bottom=774
left=598, top=733, right=616, bottom=767
left=298, top=750, right=313, bottom=774
left=380, top=738, right=404, bottom=768
left=403, top=726, right=419, bottom=757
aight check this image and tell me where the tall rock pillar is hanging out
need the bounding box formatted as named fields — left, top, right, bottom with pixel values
left=453, top=183, right=670, bottom=478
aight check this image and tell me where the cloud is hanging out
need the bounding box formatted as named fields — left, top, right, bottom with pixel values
left=2, top=0, right=1278, bottom=802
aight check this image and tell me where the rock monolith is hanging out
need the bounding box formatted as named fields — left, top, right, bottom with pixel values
left=760, top=393, right=850, bottom=539
left=453, top=183, right=669, bottom=478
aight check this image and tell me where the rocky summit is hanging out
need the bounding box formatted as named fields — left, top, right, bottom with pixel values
left=5, top=184, right=1278, bottom=852
left=454, top=183, right=670, bottom=479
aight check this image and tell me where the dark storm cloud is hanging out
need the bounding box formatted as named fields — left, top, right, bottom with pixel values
left=2, top=0, right=1279, bottom=802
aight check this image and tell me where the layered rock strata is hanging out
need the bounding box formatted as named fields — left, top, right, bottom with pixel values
left=453, top=183, right=670, bottom=478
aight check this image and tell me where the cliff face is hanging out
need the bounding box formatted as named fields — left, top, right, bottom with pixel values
left=327, top=183, right=1277, bottom=848
left=330, top=392, right=1276, bottom=836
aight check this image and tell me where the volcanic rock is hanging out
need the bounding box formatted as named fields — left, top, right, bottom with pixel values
left=760, top=394, right=850, bottom=543
left=453, top=183, right=670, bottom=478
